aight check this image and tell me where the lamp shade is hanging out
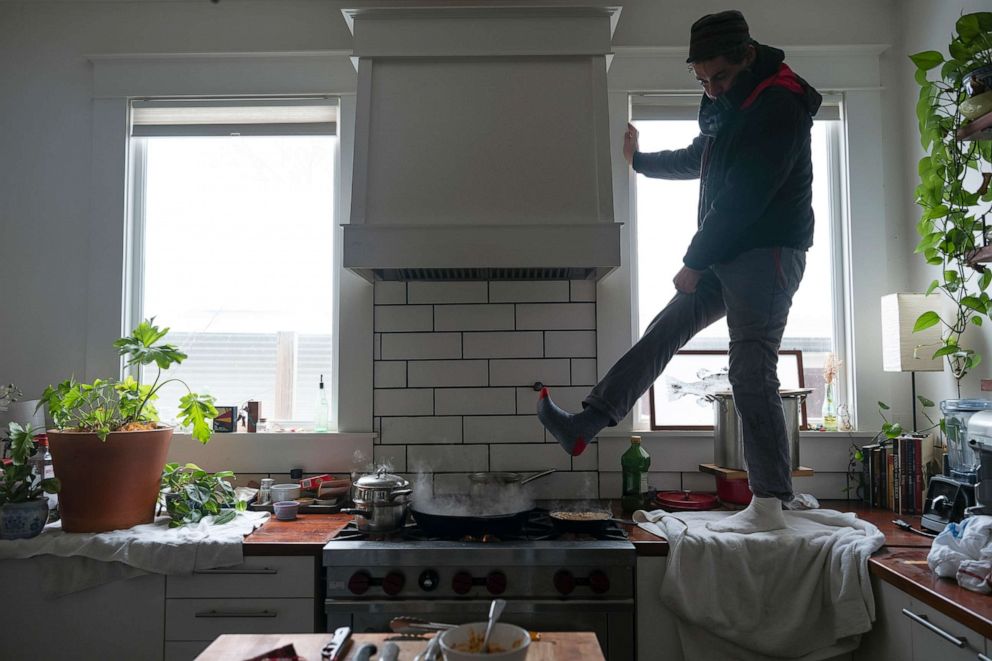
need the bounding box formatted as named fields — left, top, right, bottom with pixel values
left=880, top=293, right=946, bottom=372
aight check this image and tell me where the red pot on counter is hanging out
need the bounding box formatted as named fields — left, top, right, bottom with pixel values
left=654, top=490, right=719, bottom=512
left=715, top=475, right=753, bottom=507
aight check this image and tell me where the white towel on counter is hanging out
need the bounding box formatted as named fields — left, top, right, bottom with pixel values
left=0, top=510, right=269, bottom=597
left=633, top=508, right=885, bottom=661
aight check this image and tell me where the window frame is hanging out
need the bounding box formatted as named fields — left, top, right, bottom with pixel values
left=627, top=94, right=852, bottom=431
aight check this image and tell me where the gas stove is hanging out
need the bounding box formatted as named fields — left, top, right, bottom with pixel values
left=322, top=506, right=636, bottom=660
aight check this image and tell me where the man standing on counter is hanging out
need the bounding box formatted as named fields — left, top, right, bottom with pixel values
left=537, top=10, right=822, bottom=534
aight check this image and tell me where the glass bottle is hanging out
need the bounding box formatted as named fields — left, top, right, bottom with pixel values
left=30, top=434, right=57, bottom=520
left=621, top=435, right=651, bottom=513
left=821, top=382, right=838, bottom=431
left=315, top=374, right=329, bottom=432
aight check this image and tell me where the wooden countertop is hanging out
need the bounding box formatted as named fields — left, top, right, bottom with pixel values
left=242, top=500, right=991, bottom=638
left=195, top=631, right=604, bottom=660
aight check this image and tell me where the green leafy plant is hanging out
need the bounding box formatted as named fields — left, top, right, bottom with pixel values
left=160, top=462, right=245, bottom=528
left=0, top=423, right=60, bottom=506
left=38, top=319, right=217, bottom=443
left=911, top=12, right=992, bottom=391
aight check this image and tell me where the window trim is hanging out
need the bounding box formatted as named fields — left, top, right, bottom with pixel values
left=626, top=98, right=851, bottom=431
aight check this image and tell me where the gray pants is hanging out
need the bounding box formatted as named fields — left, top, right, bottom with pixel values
left=584, top=247, right=806, bottom=500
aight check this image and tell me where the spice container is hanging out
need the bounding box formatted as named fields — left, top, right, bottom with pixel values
left=258, top=478, right=274, bottom=505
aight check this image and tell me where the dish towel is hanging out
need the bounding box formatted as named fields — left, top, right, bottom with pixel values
left=634, top=508, right=885, bottom=661
left=0, top=510, right=269, bottom=597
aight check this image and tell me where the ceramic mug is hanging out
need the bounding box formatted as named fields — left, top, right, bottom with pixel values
left=273, top=500, right=300, bottom=521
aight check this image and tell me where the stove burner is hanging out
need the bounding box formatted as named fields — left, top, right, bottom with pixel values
left=333, top=509, right=628, bottom=542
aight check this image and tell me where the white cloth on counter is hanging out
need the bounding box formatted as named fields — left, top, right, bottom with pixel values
left=0, top=510, right=269, bottom=597
left=633, top=508, right=885, bottom=661
left=927, top=515, right=992, bottom=593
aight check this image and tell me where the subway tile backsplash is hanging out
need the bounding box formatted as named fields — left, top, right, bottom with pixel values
left=373, top=280, right=601, bottom=498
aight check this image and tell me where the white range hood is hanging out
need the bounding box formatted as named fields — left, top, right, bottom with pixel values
left=341, top=4, right=622, bottom=282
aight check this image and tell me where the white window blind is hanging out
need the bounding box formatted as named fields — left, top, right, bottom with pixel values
left=130, top=97, right=338, bottom=137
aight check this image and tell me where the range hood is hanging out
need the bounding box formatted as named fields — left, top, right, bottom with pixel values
left=341, top=5, right=622, bottom=282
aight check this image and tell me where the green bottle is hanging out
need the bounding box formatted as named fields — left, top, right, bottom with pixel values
left=621, top=435, right=651, bottom=512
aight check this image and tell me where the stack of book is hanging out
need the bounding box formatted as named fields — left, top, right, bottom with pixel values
left=860, top=435, right=931, bottom=514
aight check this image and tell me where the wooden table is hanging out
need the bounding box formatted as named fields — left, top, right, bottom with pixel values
left=195, top=632, right=605, bottom=660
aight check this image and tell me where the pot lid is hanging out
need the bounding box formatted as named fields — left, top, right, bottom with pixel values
left=655, top=490, right=719, bottom=511
left=355, top=469, right=409, bottom=490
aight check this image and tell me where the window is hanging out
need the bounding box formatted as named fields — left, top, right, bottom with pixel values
left=127, top=98, right=338, bottom=429
left=631, top=95, right=846, bottom=429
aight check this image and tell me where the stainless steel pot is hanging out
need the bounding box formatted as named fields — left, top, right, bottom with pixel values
left=708, top=388, right=811, bottom=471
left=467, top=469, right=556, bottom=499
left=342, top=469, right=412, bottom=533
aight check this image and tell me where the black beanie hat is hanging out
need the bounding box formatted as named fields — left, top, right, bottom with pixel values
left=686, top=10, right=751, bottom=63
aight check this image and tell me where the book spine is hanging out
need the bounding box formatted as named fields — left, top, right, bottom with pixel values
left=914, top=437, right=924, bottom=513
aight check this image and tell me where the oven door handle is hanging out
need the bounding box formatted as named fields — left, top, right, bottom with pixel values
left=323, top=598, right=634, bottom=614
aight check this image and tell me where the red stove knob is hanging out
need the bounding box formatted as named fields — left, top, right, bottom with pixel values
left=589, top=570, right=610, bottom=594
left=382, top=571, right=405, bottom=596
left=553, top=570, right=575, bottom=595
left=347, top=571, right=372, bottom=595
left=452, top=571, right=474, bottom=595
left=486, top=571, right=507, bottom=595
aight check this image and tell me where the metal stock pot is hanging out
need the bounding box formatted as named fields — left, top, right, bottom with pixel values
left=342, top=469, right=412, bottom=533
left=708, top=388, right=812, bottom=471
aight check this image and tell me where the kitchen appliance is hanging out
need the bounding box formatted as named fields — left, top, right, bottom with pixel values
left=921, top=475, right=974, bottom=532
left=942, top=399, right=992, bottom=480
left=342, top=469, right=413, bottom=533
left=340, top=5, right=622, bottom=282
left=323, top=506, right=635, bottom=660
left=710, top=388, right=811, bottom=471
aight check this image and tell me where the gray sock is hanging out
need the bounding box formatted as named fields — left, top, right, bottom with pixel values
left=536, top=387, right=609, bottom=456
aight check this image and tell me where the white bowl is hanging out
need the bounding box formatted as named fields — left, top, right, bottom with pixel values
left=270, top=483, right=301, bottom=501
left=439, top=622, right=530, bottom=660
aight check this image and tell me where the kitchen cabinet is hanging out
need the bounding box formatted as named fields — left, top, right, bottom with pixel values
left=0, top=558, right=165, bottom=661
left=635, top=556, right=685, bottom=661
left=853, top=575, right=912, bottom=660
left=906, top=597, right=986, bottom=660
left=856, top=574, right=988, bottom=661
left=164, top=555, right=316, bottom=661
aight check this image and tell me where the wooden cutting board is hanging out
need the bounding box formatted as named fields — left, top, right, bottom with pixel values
left=196, top=632, right=605, bottom=660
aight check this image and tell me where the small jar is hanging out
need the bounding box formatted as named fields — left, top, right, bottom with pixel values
left=258, top=478, right=275, bottom=505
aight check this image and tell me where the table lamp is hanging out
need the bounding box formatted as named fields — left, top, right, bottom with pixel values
left=880, top=293, right=946, bottom=431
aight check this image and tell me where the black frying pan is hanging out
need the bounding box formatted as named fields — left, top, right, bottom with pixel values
left=410, top=499, right=534, bottom=537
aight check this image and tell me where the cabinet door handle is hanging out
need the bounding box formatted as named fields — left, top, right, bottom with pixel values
left=901, top=608, right=966, bottom=648
left=194, top=609, right=278, bottom=618
left=978, top=654, right=991, bottom=661
left=193, top=568, right=278, bottom=575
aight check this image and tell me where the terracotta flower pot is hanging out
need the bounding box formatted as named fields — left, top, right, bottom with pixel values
left=47, top=427, right=173, bottom=533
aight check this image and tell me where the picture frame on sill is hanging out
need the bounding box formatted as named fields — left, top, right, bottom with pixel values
left=649, top=349, right=806, bottom=430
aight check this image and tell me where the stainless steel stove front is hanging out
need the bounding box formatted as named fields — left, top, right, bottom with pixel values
left=322, top=539, right=636, bottom=660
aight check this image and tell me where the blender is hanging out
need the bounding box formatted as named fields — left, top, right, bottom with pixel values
left=920, top=399, right=991, bottom=532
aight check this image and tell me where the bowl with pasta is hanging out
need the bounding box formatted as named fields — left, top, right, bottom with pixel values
left=439, top=621, right=531, bottom=660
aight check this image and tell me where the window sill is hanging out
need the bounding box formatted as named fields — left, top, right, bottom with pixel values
left=172, top=431, right=377, bottom=442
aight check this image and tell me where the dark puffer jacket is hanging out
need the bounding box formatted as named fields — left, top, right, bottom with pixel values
left=632, top=44, right=823, bottom=271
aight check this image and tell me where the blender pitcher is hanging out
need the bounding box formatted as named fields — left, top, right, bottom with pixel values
left=941, top=399, right=992, bottom=479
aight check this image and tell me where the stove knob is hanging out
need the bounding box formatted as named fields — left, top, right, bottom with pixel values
left=383, top=571, right=406, bottom=596
left=452, top=571, right=474, bottom=595
left=419, top=569, right=440, bottom=592
left=486, top=571, right=507, bottom=595
left=589, top=570, right=610, bottom=594
left=553, top=570, right=575, bottom=595
left=347, top=571, right=372, bottom=595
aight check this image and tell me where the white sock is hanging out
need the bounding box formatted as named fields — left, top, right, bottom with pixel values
left=706, top=496, right=787, bottom=534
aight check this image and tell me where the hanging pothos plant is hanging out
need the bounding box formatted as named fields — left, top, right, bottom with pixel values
left=911, top=12, right=992, bottom=394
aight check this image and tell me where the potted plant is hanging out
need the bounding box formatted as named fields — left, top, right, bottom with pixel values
left=0, top=423, right=60, bottom=539
left=160, top=462, right=245, bottom=528
left=37, top=319, right=217, bottom=533
left=910, top=12, right=992, bottom=394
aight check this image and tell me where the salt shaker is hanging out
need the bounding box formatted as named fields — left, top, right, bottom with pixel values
left=259, top=478, right=275, bottom=505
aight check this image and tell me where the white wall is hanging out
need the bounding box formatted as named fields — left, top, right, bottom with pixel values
left=896, top=1, right=992, bottom=412
left=0, top=0, right=911, bottom=490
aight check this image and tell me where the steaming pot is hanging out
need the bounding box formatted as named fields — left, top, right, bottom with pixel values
left=342, top=469, right=412, bottom=533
